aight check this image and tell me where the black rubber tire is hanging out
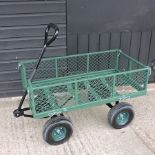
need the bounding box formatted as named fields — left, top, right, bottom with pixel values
left=43, top=116, right=73, bottom=145
left=108, top=102, right=134, bottom=129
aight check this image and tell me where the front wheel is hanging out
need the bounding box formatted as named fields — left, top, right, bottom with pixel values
left=108, top=102, right=134, bottom=129
left=43, top=116, right=73, bottom=145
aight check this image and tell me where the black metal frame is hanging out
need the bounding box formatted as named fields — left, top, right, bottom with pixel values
left=106, top=101, right=119, bottom=108
left=13, top=23, right=59, bottom=118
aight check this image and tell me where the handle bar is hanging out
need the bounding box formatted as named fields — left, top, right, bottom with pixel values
left=13, top=23, right=59, bottom=118
left=44, top=23, right=59, bottom=46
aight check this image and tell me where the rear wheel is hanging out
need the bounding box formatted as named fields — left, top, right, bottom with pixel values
left=108, top=102, right=134, bottom=129
left=43, top=116, right=73, bottom=145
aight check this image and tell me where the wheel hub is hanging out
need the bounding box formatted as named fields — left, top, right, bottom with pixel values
left=52, top=126, right=67, bottom=141
left=116, top=112, right=129, bottom=125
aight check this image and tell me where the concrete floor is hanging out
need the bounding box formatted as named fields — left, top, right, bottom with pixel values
left=0, top=85, right=155, bottom=155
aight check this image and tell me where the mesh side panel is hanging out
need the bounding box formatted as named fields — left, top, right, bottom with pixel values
left=115, top=70, right=147, bottom=95
left=25, top=59, right=56, bottom=81
left=57, top=55, right=87, bottom=77
left=131, top=60, right=144, bottom=70
left=57, top=52, right=117, bottom=78
left=22, top=51, right=118, bottom=84
left=118, top=54, right=129, bottom=71
left=131, top=70, right=148, bottom=86
left=118, top=54, right=144, bottom=72
left=32, top=83, right=76, bottom=114
left=89, top=52, right=117, bottom=72
left=33, top=89, right=52, bottom=113
left=77, top=77, right=113, bottom=104
left=31, top=76, right=114, bottom=114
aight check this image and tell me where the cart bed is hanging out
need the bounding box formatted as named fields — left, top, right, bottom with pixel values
left=19, top=50, right=150, bottom=118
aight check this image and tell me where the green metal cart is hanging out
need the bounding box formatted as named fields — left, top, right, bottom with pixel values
left=13, top=23, right=151, bottom=145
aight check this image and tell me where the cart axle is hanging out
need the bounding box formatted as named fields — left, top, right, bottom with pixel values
left=13, top=108, right=33, bottom=118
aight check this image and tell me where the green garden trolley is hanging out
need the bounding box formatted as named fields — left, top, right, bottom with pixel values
left=13, top=23, right=151, bottom=145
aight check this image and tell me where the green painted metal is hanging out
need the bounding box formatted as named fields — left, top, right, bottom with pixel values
left=19, top=49, right=150, bottom=119
left=51, top=126, right=67, bottom=142
left=116, top=112, right=129, bottom=125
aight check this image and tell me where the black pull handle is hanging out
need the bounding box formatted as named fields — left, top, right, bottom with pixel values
left=44, top=23, right=59, bottom=46
left=14, top=23, right=59, bottom=117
